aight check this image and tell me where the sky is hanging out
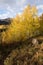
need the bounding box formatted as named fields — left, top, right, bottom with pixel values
left=0, top=0, right=43, bottom=19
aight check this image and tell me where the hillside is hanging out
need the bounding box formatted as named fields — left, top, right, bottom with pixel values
left=0, top=5, right=43, bottom=65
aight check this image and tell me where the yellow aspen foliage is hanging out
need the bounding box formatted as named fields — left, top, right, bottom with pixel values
left=31, top=6, right=37, bottom=16
left=2, top=5, right=40, bottom=44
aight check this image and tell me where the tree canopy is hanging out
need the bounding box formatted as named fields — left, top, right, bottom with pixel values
left=2, top=5, right=40, bottom=44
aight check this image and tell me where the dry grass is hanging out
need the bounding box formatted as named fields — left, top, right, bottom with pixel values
left=2, top=36, right=43, bottom=65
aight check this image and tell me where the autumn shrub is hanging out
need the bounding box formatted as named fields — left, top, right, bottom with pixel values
left=2, top=5, right=40, bottom=44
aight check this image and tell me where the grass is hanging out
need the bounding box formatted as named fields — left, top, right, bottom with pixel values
left=0, top=35, right=43, bottom=65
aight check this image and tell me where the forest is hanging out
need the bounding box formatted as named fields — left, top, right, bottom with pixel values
left=0, top=5, right=43, bottom=65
